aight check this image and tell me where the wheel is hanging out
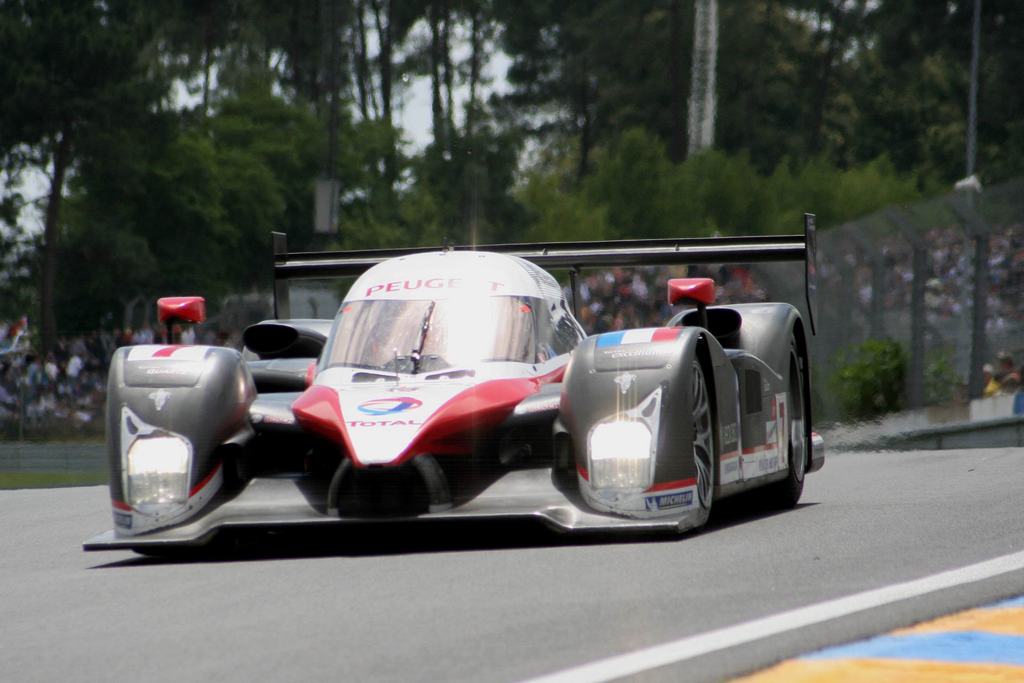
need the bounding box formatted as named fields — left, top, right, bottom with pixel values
left=691, top=360, right=715, bottom=525
left=766, top=341, right=807, bottom=508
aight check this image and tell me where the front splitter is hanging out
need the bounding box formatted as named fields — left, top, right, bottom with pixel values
left=84, top=468, right=703, bottom=551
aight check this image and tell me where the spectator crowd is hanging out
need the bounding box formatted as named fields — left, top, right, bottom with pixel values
left=0, top=326, right=226, bottom=436
left=575, top=264, right=767, bottom=334
left=824, top=222, right=1024, bottom=336
left=982, top=351, right=1022, bottom=398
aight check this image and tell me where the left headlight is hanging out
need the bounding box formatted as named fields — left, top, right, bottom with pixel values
left=126, top=435, right=191, bottom=511
left=588, top=420, right=652, bottom=489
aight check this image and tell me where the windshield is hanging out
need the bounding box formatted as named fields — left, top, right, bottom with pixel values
left=326, top=296, right=538, bottom=373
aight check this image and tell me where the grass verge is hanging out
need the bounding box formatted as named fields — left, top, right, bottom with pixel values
left=0, top=471, right=107, bottom=489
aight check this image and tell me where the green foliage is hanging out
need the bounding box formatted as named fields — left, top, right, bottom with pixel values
left=517, top=171, right=609, bottom=242
left=767, top=155, right=922, bottom=229
left=582, top=128, right=674, bottom=238
left=59, top=89, right=325, bottom=330
left=924, top=347, right=963, bottom=405
left=829, top=339, right=908, bottom=420
left=518, top=129, right=923, bottom=239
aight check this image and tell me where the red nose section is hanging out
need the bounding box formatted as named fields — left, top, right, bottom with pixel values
left=667, top=278, right=715, bottom=306
left=291, top=377, right=552, bottom=467
left=292, top=385, right=357, bottom=456
left=157, top=296, right=207, bottom=324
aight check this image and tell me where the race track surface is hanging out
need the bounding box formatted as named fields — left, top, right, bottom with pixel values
left=3, top=447, right=1023, bottom=682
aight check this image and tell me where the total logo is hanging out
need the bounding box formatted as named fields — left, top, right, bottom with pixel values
left=357, top=396, right=423, bottom=416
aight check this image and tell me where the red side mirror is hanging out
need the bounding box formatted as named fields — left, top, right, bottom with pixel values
left=157, top=297, right=206, bottom=324
left=667, top=278, right=715, bottom=306
left=305, top=361, right=317, bottom=387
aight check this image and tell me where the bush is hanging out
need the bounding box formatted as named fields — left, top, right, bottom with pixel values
left=830, top=339, right=908, bottom=420
left=924, top=347, right=962, bottom=405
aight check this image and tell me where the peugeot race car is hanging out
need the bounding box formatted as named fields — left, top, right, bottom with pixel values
left=85, top=218, right=825, bottom=553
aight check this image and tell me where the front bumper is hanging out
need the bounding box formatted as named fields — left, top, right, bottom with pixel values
left=84, top=468, right=701, bottom=551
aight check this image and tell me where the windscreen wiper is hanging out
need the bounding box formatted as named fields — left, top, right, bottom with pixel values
left=410, top=301, right=436, bottom=374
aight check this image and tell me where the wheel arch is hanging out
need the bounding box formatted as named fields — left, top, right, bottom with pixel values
left=694, top=332, right=723, bottom=494
left=791, top=316, right=813, bottom=472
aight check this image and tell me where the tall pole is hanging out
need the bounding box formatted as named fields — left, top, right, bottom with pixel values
left=315, top=0, right=341, bottom=237
left=966, top=0, right=981, bottom=179
left=687, top=0, right=718, bottom=155
left=965, top=0, right=986, bottom=399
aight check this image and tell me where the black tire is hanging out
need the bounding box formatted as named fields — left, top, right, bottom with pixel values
left=691, top=360, right=715, bottom=526
left=766, top=341, right=807, bottom=508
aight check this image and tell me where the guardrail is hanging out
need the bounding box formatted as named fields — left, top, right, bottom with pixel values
left=882, top=415, right=1024, bottom=450
left=0, top=442, right=106, bottom=472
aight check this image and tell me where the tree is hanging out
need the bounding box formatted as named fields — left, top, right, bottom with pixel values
left=60, top=87, right=328, bottom=330
left=0, top=0, right=165, bottom=351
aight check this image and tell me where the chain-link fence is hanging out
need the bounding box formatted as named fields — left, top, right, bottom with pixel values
left=762, top=177, right=1024, bottom=419
left=815, top=178, right=1024, bottom=411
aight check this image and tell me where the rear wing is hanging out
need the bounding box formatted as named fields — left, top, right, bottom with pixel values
left=272, top=214, right=818, bottom=334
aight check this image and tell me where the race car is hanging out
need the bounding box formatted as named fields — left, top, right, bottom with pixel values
left=84, top=217, right=824, bottom=553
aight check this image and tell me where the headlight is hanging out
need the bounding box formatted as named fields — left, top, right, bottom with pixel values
left=588, top=421, right=652, bottom=489
left=126, top=436, right=191, bottom=511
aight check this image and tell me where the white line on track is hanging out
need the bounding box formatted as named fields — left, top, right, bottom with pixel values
left=524, top=549, right=1024, bottom=683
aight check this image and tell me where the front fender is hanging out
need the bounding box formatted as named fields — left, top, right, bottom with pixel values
left=106, top=345, right=256, bottom=535
left=560, top=328, right=705, bottom=517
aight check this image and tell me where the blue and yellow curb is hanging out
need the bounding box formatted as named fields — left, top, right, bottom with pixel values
left=736, top=597, right=1024, bottom=682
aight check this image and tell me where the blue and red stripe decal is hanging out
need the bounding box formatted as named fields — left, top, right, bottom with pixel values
left=595, top=328, right=683, bottom=348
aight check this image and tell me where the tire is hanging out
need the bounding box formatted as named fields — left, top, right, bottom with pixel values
left=766, top=341, right=807, bottom=508
left=691, top=360, right=715, bottom=526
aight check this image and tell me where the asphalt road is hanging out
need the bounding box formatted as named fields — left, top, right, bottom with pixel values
left=3, top=447, right=1024, bottom=682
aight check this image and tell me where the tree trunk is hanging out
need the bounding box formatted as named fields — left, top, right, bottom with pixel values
left=121, top=294, right=144, bottom=331
left=668, top=0, right=685, bottom=163
left=575, top=59, right=592, bottom=183
left=353, top=0, right=372, bottom=120
left=429, top=1, right=446, bottom=149
left=465, top=6, right=484, bottom=241
left=371, top=0, right=393, bottom=126
left=325, top=0, right=341, bottom=178
left=810, top=1, right=847, bottom=154
left=371, top=0, right=397, bottom=186
left=201, top=3, right=213, bottom=117
left=442, top=1, right=455, bottom=151
left=40, top=126, right=72, bottom=355
left=466, top=7, right=482, bottom=139
left=288, top=2, right=320, bottom=110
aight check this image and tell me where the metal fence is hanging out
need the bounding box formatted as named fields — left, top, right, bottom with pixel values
left=769, top=177, right=1024, bottom=415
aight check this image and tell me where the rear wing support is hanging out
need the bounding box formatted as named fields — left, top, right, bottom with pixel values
left=271, top=216, right=818, bottom=334
left=272, top=232, right=290, bottom=319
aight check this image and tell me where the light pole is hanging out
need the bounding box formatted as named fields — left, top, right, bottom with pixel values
left=963, top=0, right=987, bottom=400
left=966, top=0, right=981, bottom=180
left=687, top=0, right=718, bottom=156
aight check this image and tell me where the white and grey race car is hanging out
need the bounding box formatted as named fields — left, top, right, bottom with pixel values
left=85, top=217, right=824, bottom=554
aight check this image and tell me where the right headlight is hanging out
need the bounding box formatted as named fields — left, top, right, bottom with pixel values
left=588, top=420, right=653, bottom=489
left=126, top=435, right=191, bottom=512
